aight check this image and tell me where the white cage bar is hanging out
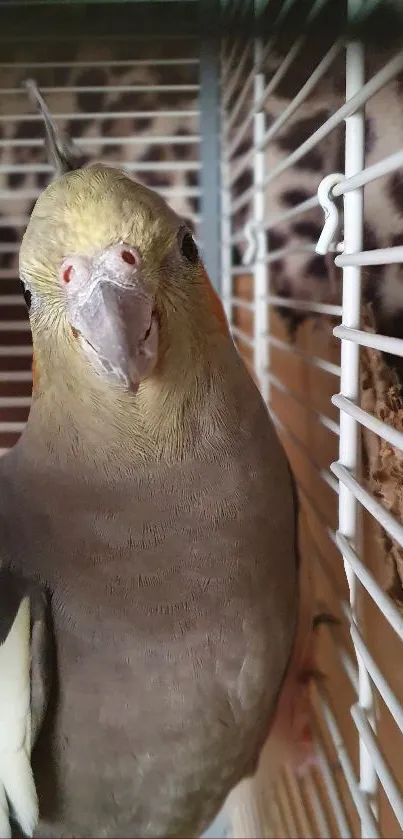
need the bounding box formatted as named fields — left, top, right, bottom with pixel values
left=220, top=0, right=403, bottom=836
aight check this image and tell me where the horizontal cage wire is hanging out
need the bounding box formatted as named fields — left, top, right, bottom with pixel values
left=221, top=0, right=403, bottom=836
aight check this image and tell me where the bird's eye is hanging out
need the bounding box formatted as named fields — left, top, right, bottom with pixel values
left=20, top=280, right=32, bottom=311
left=180, top=231, right=199, bottom=264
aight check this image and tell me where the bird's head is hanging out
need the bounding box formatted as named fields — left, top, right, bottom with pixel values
left=18, top=83, right=240, bottom=462
left=19, top=165, right=230, bottom=402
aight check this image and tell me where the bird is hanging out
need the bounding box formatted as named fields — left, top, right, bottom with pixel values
left=0, top=85, right=299, bottom=839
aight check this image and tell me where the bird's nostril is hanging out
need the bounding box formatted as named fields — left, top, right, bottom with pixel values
left=63, top=264, right=73, bottom=284
left=121, top=250, right=137, bottom=266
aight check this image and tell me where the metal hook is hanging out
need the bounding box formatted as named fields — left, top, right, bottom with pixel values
left=242, top=220, right=258, bottom=267
left=316, top=173, right=345, bottom=256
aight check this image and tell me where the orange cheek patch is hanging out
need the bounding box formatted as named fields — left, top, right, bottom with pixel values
left=32, top=354, right=38, bottom=393
left=201, top=267, right=230, bottom=336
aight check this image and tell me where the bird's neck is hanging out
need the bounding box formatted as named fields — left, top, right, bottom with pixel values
left=18, top=335, right=243, bottom=474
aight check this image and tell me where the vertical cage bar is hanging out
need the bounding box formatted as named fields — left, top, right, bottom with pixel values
left=336, top=0, right=379, bottom=832
left=221, top=167, right=232, bottom=321
left=252, top=29, right=269, bottom=403
left=200, top=0, right=222, bottom=292
left=221, top=70, right=232, bottom=321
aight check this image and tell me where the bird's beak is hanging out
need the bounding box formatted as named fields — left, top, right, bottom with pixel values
left=61, top=244, right=158, bottom=391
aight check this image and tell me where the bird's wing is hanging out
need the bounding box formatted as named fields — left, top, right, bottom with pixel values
left=0, top=564, right=50, bottom=838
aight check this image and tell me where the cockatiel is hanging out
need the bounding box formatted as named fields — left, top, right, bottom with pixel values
left=0, top=86, right=300, bottom=839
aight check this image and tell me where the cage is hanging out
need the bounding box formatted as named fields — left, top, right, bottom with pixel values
left=0, top=0, right=403, bottom=836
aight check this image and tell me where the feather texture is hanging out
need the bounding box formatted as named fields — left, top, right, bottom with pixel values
left=0, top=165, right=299, bottom=837
left=0, top=597, right=38, bottom=838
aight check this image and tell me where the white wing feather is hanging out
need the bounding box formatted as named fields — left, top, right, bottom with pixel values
left=0, top=596, right=38, bottom=837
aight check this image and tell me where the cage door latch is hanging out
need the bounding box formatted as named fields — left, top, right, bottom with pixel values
left=316, top=173, right=345, bottom=256
left=242, top=220, right=258, bottom=267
